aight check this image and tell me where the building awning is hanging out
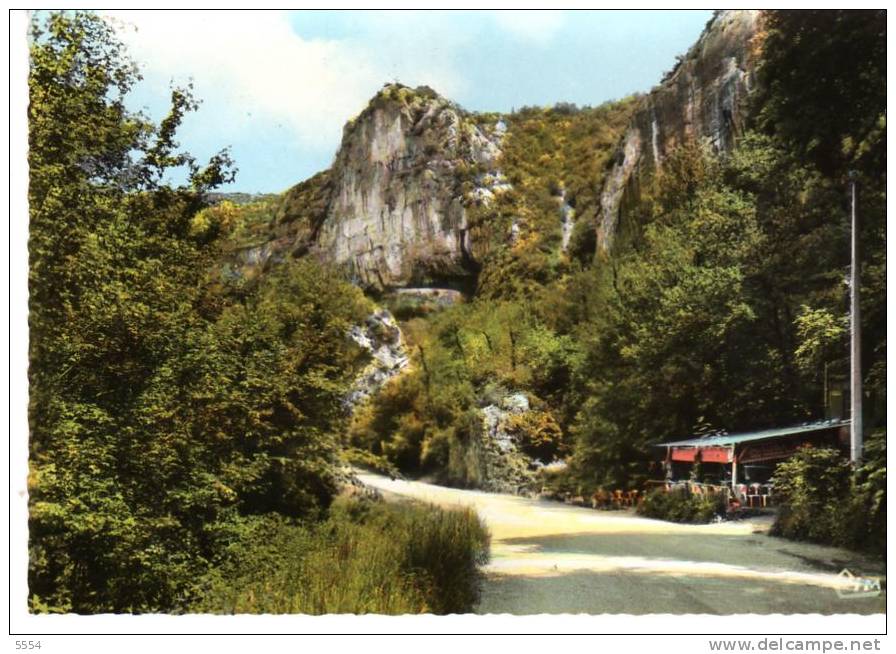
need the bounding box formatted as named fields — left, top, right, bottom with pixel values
left=670, top=445, right=732, bottom=463
left=655, top=419, right=850, bottom=449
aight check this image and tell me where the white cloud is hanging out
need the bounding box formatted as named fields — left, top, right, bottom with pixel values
left=104, top=10, right=466, bottom=154
left=490, top=10, right=566, bottom=45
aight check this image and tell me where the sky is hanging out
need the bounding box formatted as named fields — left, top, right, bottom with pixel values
left=103, top=10, right=713, bottom=193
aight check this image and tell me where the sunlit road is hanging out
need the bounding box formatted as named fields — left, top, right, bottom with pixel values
left=357, top=473, right=886, bottom=615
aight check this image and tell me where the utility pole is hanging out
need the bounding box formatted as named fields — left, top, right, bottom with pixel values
left=849, top=171, right=862, bottom=463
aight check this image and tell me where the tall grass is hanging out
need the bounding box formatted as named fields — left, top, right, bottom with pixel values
left=193, top=496, right=490, bottom=614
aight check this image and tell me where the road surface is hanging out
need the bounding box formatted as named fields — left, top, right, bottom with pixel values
left=357, top=473, right=886, bottom=615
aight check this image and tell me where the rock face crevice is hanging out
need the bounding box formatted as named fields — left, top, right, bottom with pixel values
left=596, top=10, right=762, bottom=252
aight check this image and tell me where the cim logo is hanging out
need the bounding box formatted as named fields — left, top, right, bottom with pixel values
left=836, top=568, right=882, bottom=599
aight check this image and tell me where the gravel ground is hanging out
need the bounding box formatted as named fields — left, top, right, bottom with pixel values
left=357, top=473, right=886, bottom=615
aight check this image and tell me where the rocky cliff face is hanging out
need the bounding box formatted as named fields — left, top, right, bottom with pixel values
left=597, top=10, right=762, bottom=251
left=257, top=13, right=762, bottom=283
left=344, top=309, right=409, bottom=410
left=284, top=84, right=506, bottom=288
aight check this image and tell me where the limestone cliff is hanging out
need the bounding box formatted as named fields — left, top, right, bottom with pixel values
left=274, top=84, right=505, bottom=288
left=252, top=12, right=763, bottom=282
left=597, top=10, right=762, bottom=251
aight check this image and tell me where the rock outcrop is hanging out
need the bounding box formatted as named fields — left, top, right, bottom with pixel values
left=475, top=392, right=540, bottom=494
left=597, top=10, right=762, bottom=251
left=344, top=309, right=409, bottom=409
left=252, top=13, right=763, bottom=279
left=278, top=84, right=506, bottom=289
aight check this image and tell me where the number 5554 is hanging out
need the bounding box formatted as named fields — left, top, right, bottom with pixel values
left=15, top=641, right=41, bottom=650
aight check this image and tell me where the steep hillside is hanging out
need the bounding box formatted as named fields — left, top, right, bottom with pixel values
left=236, top=12, right=763, bottom=289
left=253, top=84, right=505, bottom=288
left=597, top=9, right=761, bottom=251
left=239, top=85, right=636, bottom=291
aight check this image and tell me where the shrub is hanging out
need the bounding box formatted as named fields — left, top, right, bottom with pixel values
left=769, top=447, right=852, bottom=543
left=852, top=432, right=886, bottom=555
left=771, top=439, right=886, bottom=556
left=638, top=487, right=727, bottom=523
left=340, top=447, right=401, bottom=479
left=504, top=410, right=565, bottom=461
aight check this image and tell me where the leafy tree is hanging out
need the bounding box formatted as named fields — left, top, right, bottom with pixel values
left=754, top=9, right=886, bottom=429
left=755, top=10, right=886, bottom=178
left=565, top=131, right=863, bottom=489
left=27, top=11, right=367, bottom=612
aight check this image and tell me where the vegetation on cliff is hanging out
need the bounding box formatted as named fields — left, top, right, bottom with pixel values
left=470, top=98, right=639, bottom=298
left=27, top=9, right=886, bottom=614
left=353, top=11, right=886, bottom=535
left=348, top=299, right=575, bottom=488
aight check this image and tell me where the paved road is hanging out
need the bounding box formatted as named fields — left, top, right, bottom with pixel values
left=357, top=473, right=886, bottom=615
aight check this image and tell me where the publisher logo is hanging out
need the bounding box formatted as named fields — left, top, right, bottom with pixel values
left=835, top=568, right=882, bottom=599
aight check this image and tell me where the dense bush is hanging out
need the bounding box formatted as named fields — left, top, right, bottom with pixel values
left=504, top=410, right=565, bottom=461
left=468, top=98, right=638, bottom=302
left=771, top=437, right=885, bottom=556
left=193, top=496, right=490, bottom=614
left=637, top=487, right=728, bottom=524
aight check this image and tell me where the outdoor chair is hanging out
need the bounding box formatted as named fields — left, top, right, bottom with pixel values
left=759, top=484, right=772, bottom=507
left=747, top=483, right=762, bottom=508
left=613, top=489, right=625, bottom=508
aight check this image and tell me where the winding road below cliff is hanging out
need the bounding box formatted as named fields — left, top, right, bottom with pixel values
left=357, top=473, right=886, bottom=615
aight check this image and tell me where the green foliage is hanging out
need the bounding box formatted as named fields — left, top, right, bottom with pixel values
left=770, top=448, right=853, bottom=543
left=470, top=98, right=638, bottom=300
left=193, top=496, right=490, bottom=614
left=504, top=410, right=565, bottom=461
left=272, top=170, right=332, bottom=242
left=350, top=299, right=580, bottom=481
left=564, top=109, right=883, bottom=489
left=770, top=437, right=885, bottom=556
left=793, top=306, right=847, bottom=374
left=27, top=11, right=370, bottom=613
left=340, top=447, right=401, bottom=479
left=755, top=10, right=886, bottom=178
left=753, top=10, right=886, bottom=423
left=567, top=142, right=793, bottom=489
left=637, top=487, right=728, bottom=524
left=197, top=196, right=281, bottom=247
left=853, top=433, right=887, bottom=555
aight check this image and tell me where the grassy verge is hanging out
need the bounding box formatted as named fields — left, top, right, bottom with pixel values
left=192, top=495, right=490, bottom=614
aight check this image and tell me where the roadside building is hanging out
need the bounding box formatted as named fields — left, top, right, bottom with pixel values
left=654, top=420, right=850, bottom=504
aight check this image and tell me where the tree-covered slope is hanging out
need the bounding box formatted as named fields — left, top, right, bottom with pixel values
left=27, top=12, right=487, bottom=613
left=347, top=10, right=886, bottom=507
